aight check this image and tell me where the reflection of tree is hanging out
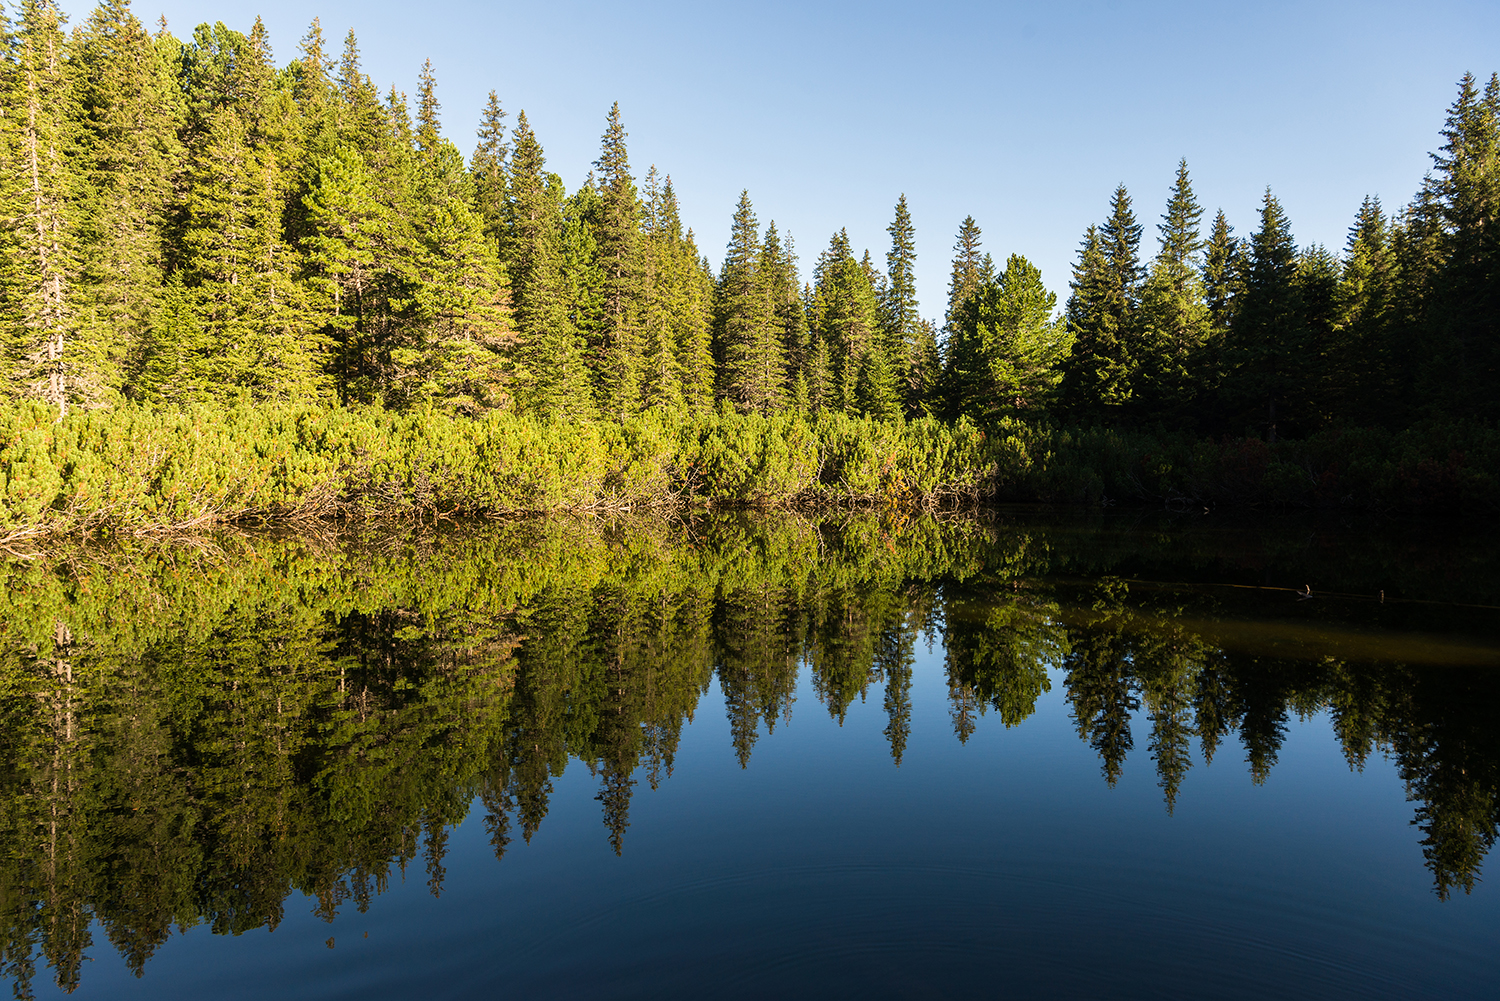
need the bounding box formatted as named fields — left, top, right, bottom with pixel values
left=943, top=589, right=1067, bottom=738
left=1385, top=669, right=1500, bottom=900
left=1134, top=616, right=1207, bottom=814
left=0, top=512, right=1498, bottom=997
left=1231, top=663, right=1294, bottom=786
left=716, top=582, right=798, bottom=768
left=882, top=657, right=913, bottom=766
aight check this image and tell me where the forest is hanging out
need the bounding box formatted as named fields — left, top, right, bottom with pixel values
left=0, top=513, right=1495, bottom=995
left=1, top=0, right=1499, bottom=531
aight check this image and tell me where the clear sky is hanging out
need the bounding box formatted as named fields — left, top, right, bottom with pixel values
left=59, top=0, right=1500, bottom=322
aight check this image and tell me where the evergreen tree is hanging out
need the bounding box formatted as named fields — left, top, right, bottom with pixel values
left=882, top=194, right=926, bottom=413
left=676, top=224, right=717, bottom=414
left=592, top=102, right=644, bottom=417
left=945, top=214, right=988, bottom=331
left=1224, top=188, right=1305, bottom=439
left=760, top=222, right=807, bottom=395
left=470, top=90, right=508, bottom=245
left=855, top=340, right=901, bottom=419
left=70, top=0, right=184, bottom=402
left=809, top=229, right=879, bottom=413
left=518, top=231, right=593, bottom=418
left=943, top=254, right=1070, bottom=421
left=1296, top=243, right=1341, bottom=428
left=3, top=0, right=77, bottom=408
left=1335, top=196, right=1395, bottom=424
left=1058, top=186, right=1143, bottom=423
left=714, top=191, right=782, bottom=413
left=637, top=166, right=681, bottom=410
left=300, top=144, right=387, bottom=401
left=1197, top=209, right=1243, bottom=417
left=1134, top=161, right=1210, bottom=425
left=171, top=21, right=327, bottom=401
left=334, top=29, right=385, bottom=154
left=1424, top=72, right=1500, bottom=420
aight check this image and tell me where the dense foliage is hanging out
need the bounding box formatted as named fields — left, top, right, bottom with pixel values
left=0, top=513, right=1495, bottom=994
left=0, top=2, right=1494, bottom=496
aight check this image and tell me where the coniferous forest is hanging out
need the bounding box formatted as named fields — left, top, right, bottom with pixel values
left=2, top=1, right=1500, bottom=537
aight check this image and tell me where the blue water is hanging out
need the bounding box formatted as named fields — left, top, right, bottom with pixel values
left=51, top=652, right=1496, bottom=1001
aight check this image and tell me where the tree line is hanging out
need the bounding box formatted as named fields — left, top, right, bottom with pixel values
left=5, top=1, right=1494, bottom=437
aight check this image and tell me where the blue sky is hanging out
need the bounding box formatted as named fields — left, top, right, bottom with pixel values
left=61, top=0, right=1500, bottom=320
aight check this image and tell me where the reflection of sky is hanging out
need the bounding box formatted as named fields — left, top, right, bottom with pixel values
left=55, top=0, right=1500, bottom=319
left=55, top=645, right=1499, bottom=999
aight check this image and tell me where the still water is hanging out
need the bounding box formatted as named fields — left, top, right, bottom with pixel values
left=2, top=509, right=1497, bottom=999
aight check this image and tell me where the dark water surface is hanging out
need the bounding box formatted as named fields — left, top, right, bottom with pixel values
left=2, top=509, right=1497, bottom=999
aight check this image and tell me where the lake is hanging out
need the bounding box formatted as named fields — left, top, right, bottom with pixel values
left=2, top=508, right=1497, bottom=999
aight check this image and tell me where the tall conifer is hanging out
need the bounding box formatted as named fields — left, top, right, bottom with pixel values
left=1224, top=188, right=1304, bottom=438
left=715, top=191, right=782, bottom=413
left=592, top=102, right=644, bottom=417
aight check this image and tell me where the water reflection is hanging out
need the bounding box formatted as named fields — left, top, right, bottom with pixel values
left=0, top=511, right=1495, bottom=994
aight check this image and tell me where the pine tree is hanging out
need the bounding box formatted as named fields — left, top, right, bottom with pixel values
left=715, top=191, right=782, bottom=413
left=592, top=102, right=644, bottom=417
left=1224, top=188, right=1304, bottom=439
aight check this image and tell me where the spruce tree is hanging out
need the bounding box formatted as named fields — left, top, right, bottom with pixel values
left=518, top=230, right=592, bottom=418
left=1135, top=161, right=1210, bottom=425
left=70, top=0, right=184, bottom=402
left=1224, top=188, right=1304, bottom=439
left=882, top=194, right=925, bottom=412
left=760, top=222, right=807, bottom=395
left=679, top=232, right=718, bottom=414
left=945, top=214, right=986, bottom=330
left=592, top=102, right=644, bottom=418
left=1335, top=196, right=1395, bottom=424
left=1426, top=72, right=1500, bottom=419
left=715, top=191, right=782, bottom=413
left=334, top=29, right=385, bottom=154
left=637, top=166, right=682, bottom=410
left=855, top=345, right=901, bottom=420
left=300, top=144, right=387, bottom=401
left=1058, top=226, right=1129, bottom=422
left=1197, top=209, right=1243, bottom=417
left=1296, top=243, right=1340, bottom=428
left=4, top=0, right=77, bottom=408
left=944, top=255, right=1069, bottom=422
left=471, top=90, right=509, bottom=245
left=809, top=229, right=879, bottom=413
